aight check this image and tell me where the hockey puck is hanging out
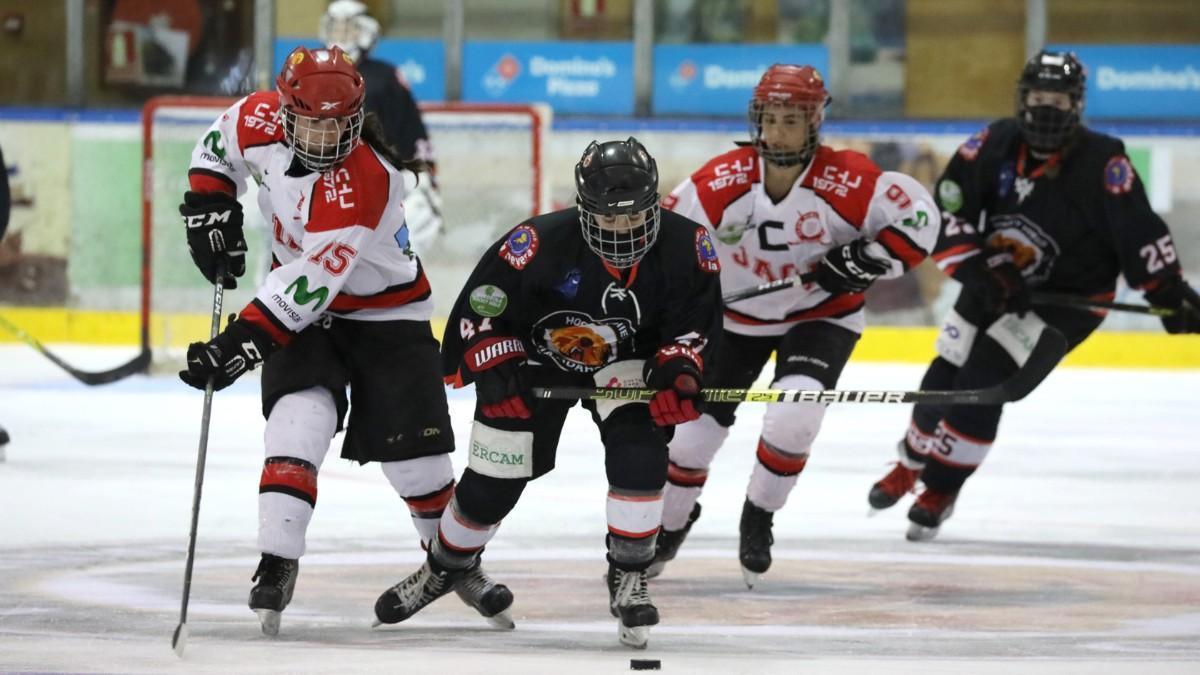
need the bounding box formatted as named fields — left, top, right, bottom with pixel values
left=630, top=659, right=661, bottom=670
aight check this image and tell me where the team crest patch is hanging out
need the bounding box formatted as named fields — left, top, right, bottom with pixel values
left=694, top=228, right=721, bottom=273
left=957, top=128, right=989, bottom=161
left=468, top=284, right=508, bottom=317
left=1104, top=155, right=1135, bottom=195
left=499, top=224, right=539, bottom=269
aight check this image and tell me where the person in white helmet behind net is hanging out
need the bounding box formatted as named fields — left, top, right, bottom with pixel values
left=320, top=0, right=442, bottom=253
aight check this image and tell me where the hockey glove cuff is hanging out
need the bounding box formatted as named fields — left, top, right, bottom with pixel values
left=180, top=190, right=247, bottom=289
left=814, top=239, right=893, bottom=295
left=644, top=344, right=704, bottom=427
left=1144, top=275, right=1200, bottom=334
left=179, top=318, right=277, bottom=391
left=466, top=336, right=533, bottom=419
left=957, top=249, right=1031, bottom=317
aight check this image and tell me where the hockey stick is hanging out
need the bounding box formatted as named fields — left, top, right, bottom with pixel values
left=724, top=276, right=1186, bottom=319
left=533, top=326, right=1067, bottom=406
left=0, top=314, right=150, bottom=385
left=723, top=272, right=817, bottom=304
left=172, top=267, right=226, bottom=658
left=1030, top=291, right=1180, bottom=318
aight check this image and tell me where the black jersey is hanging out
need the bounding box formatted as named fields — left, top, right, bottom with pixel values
left=442, top=208, right=723, bottom=385
left=0, top=144, right=9, bottom=239
left=931, top=118, right=1181, bottom=295
left=357, top=57, right=433, bottom=165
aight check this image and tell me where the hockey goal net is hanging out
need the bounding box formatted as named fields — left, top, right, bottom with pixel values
left=139, top=95, right=551, bottom=365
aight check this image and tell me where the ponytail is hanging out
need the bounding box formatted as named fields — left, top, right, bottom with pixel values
left=360, top=112, right=427, bottom=180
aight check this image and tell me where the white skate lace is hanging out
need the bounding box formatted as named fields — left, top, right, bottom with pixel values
left=391, top=562, right=446, bottom=608
left=614, top=570, right=651, bottom=608
left=455, top=566, right=493, bottom=603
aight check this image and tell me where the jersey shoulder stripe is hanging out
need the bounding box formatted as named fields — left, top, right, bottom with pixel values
left=801, top=146, right=881, bottom=228
left=235, top=91, right=284, bottom=152
left=688, top=145, right=761, bottom=226
left=306, top=145, right=391, bottom=234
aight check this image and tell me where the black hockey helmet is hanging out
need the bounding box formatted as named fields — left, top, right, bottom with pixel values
left=575, top=137, right=661, bottom=269
left=1016, top=49, right=1086, bottom=152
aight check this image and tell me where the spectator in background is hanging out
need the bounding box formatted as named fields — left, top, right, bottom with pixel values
left=320, top=0, right=442, bottom=252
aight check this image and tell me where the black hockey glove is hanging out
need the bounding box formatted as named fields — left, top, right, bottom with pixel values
left=1144, top=275, right=1200, bottom=334
left=815, top=239, right=892, bottom=294
left=180, top=191, right=247, bottom=289
left=643, top=344, right=704, bottom=427
left=465, top=336, right=533, bottom=419
left=179, top=318, right=276, bottom=392
left=957, top=249, right=1031, bottom=317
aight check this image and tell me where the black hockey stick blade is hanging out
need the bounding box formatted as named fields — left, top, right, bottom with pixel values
left=0, top=314, right=151, bottom=385
left=1032, top=291, right=1178, bottom=318
left=531, top=327, right=1067, bottom=406
left=994, top=323, right=1068, bottom=403
left=171, top=623, right=188, bottom=657
left=723, top=272, right=817, bottom=304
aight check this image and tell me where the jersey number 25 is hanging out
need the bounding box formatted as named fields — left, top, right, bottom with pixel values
left=1140, top=235, right=1177, bottom=274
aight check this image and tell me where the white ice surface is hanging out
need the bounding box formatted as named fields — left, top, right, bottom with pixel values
left=1, top=344, right=1199, bottom=674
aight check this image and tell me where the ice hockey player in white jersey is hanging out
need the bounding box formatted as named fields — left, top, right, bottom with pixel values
left=176, top=46, right=507, bottom=635
left=652, top=64, right=940, bottom=587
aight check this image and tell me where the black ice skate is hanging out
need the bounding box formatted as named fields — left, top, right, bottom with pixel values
left=248, top=553, right=298, bottom=636
left=373, top=557, right=462, bottom=626
left=453, top=560, right=515, bottom=629
left=906, top=488, right=957, bottom=542
left=607, top=565, right=659, bottom=649
left=738, top=498, right=774, bottom=589
left=646, top=503, right=701, bottom=579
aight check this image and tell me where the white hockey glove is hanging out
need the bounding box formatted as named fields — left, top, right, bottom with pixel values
left=402, top=173, right=444, bottom=254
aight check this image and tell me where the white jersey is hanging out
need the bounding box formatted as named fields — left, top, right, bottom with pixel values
left=665, top=144, right=939, bottom=337
left=187, top=91, right=431, bottom=346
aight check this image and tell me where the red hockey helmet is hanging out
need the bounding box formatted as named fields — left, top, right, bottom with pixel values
left=748, top=64, right=830, bottom=168
left=275, top=46, right=366, bottom=172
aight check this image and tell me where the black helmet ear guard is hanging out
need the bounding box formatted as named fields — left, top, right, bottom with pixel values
left=574, top=137, right=661, bottom=268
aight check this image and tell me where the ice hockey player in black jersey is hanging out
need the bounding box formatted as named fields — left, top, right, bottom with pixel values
left=373, top=137, right=723, bottom=649
left=868, top=49, right=1200, bottom=541
left=320, top=0, right=442, bottom=252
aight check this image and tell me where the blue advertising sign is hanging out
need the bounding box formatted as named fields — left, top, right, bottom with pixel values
left=653, top=44, right=829, bottom=116
left=1051, top=45, right=1200, bottom=119
left=274, top=38, right=445, bottom=102
left=462, top=41, right=634, bottom=114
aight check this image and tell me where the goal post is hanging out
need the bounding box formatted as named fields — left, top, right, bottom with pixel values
left=139, top=95, right=551, bottom=365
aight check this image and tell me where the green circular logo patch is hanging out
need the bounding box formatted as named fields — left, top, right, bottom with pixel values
left=469, top=285, right=509, bottom=317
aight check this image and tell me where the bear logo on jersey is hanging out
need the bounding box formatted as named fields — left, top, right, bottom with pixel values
left=533, top=310, right=635, bottom=373
left=985, top=213, right=1061, bottom=283
left=550, top=325, right=612, bottom=367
